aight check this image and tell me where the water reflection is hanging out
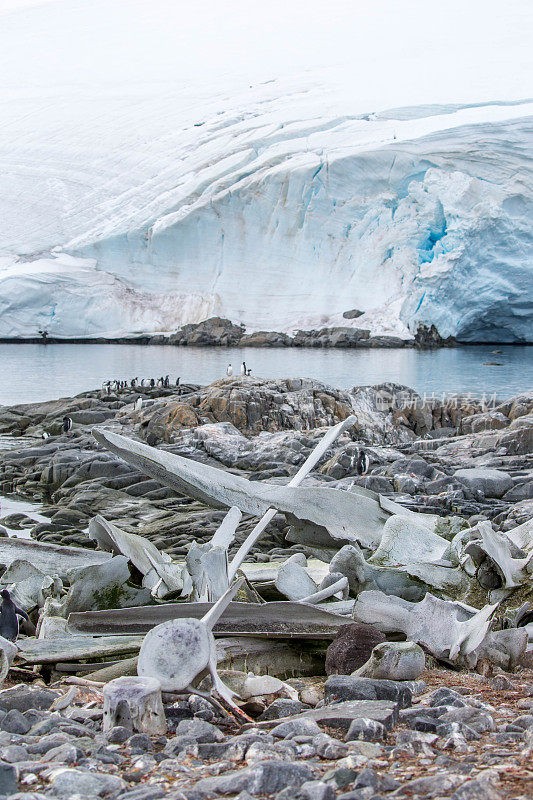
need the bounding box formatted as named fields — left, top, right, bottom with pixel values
left=1, top=343, right=531, bottom=406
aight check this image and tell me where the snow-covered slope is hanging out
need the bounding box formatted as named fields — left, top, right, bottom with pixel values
left=0, top=0, right=532, bottom=341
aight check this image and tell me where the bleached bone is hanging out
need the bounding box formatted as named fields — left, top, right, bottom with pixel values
left=0, top=560, right=58, bottom=612
left=298, top=576, right=349, bottom=605
left=506, top=518, right=533, bottom=554
left=89, top=515, right=188, bottom=599
left=137, top=578, right=246, bottom=714
left=103, top=676, right=166, bottom=735
left=209, top=506, right=242, bottom=549
left=397, top=561, right=469, bottom=596
left=227, top=415, right=358, bottom=578
left=0, top=636, right=18, bottom=688
left=186, top=543, right=229, bottom=602
left=368, top=515, right=451, bottom=567
left=353, top=589, right=498, bottom=664
left=183, top=506, right=241, bottom=601
left=274, top=554, right=318, bottom=601
left=464, top=521, right=533, bottom=589
left=473, top=628, right=528, bottom=671
left=330, top=544, right=428, bottom=602
left=0, top=537, right=110, bottom=578
left=62, top=556, right=151, bottom=615
left=93, top=425, right=400, bottom=554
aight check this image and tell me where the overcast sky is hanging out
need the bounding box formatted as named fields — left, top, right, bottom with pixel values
left=1, top=0, right=531, bottom=111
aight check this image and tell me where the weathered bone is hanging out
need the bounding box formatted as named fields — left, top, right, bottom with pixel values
left=93, top=427, right=394, bottom=551
left=184, top=507, right=240, bottom=601
left=227, top=415, right=358, bottom=578
left=137, top=578, right=246, bottom=713
left=473, top=628, right=528, bottom=671
left=89, top=515, right=188, bottom=599
left=298, top=576, right=349, bottom=605
left=369, top=515, right=451, bottom=567
left=0, top=560, right=61, bottom=612
left=274, top=554, right=318, bottom=600
left=353, top=589, right=498, bottom=664
left=68, top=599, right=350, bottom=637
left=506, top=518, right=533, bottom=554
left=330, top=544, right=427, bottom=602
left=103, top=676, right=166, bottom=735
left=186, top=543, right=229, bottom=602
left=0, top=537, right=111, bottom=576
left=62, top=556, right=152, bottom=615
left=465, top=521, right=533, bottom=589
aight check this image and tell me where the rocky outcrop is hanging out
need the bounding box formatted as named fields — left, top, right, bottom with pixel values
left=292, top=328, right=370, bottom=348
left=167, top=317, right=244, bottom=346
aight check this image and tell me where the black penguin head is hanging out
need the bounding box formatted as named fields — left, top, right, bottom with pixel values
left=1, top=589, right=11, bottom=601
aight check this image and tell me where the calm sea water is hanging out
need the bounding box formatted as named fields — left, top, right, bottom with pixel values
left=1, top=343, right=531, bottom=406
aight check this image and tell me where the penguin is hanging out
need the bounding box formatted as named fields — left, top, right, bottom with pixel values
left=134, top=397, right=142, bottom=412
left=131, top=378, right=138, bottom=388
left=0, top=589, right=29, bottom=642
left=175, top=377, right=181, bottom=386
left=356, top=448, right=370, bottom=476
left=62, top=416, right=72, bottom=435
left=150, top=378, right=155, bottom=388
left=226, top=364, right=233, bottom=377
left=246, top=366, right=252, bottom=376
left=240, top=362, right=246, bottom=376
left=42, top=432, right=50, bottom=439
left=164, top=375, right=170, bottom=388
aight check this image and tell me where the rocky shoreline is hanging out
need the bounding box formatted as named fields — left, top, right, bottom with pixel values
left=0, top=320, right=461, bottom=349
left=1, top=377, right=531, bottom=556
left=0, top=377, right=531, bottom=799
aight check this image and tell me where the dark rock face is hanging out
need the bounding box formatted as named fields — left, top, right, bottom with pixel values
left=342, top=309, right=364, bottom=319
left=325, top=623, right=386, bottom=676
left=292, top=327, right=370, bottom=348
left=324, top=676, right=412, bottom=708
left=414, top=323, right=456, bottom=348
left=240, top=331, right=293, bottom=347
left=167, top=317, right=245, bottom=346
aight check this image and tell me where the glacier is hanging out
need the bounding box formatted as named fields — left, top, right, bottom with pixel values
left=0, top=0, right=532, bottom=342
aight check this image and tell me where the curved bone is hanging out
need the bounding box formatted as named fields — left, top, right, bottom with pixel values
left=298, top=577, right=349, bottom=605
left=353, top=589, right=498, bottom=664
left=330, top=543, right=428, bottom=602
left=137, top=579, right=245, bottom=707
left=89, top=515, right=188, bottom=599
left=93, top=428, right=391, bottom=552
left=464, top=521, right=533, bottom=589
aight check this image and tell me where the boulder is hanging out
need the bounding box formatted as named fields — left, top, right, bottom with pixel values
left=454, top=468, right=514, bottom=498
left=325, top=623, right=386, bottom=675
left=324, top=675, right=412, bottom=708
left=353, top=641, right=425, bottom=681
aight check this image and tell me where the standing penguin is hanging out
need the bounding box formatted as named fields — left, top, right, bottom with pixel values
left=134, top=398, right=143, bottom=412
left=164, top=375, right=170, bottom=388
left=62, top=416, right=72, bottom=435
left=0, top=589, right=29, bottom=642
left=226, top=364, right=233, bottom=376
left=240, top=362, right=246, bottom=376
left=356, top=448, right=370, bottom=476
left=150, top=378, right=155, bottom=388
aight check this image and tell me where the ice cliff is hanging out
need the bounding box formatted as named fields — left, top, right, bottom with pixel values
left=0, top=0, right=532, bottom=342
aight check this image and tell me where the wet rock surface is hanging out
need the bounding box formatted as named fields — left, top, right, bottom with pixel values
left=1, top=379, right=531, bottom=560
left=0, top=378, right=531, bottom=797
